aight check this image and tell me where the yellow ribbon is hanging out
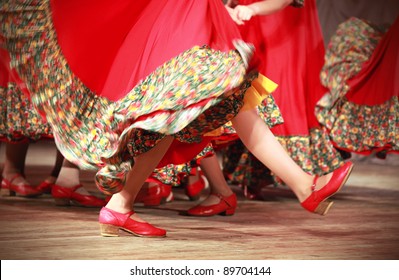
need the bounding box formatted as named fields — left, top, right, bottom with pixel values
left=241, top=74, right=278, bottom=111
left=204, top=74, right=278, bottom=137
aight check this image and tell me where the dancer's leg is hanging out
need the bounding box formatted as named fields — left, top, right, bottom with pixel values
left=51, top=156, right=106, bottom=207
left=1, top=142, right=43, bottom=196
left=232, top=109, right=333, bottom=202
left=2, top=142, right=29, bottom=184
left=198, top=154, right=233, bottom=206
left=49, top=149, right=64, bottom=178
left=55, top=159, right=81, bottom=187
left=105, top=135, right=174, bottom=222
left=38, top=149, right=65, bottom=189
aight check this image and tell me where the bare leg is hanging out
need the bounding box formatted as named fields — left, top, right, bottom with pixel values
left=50, top=152, right=106, bottom=207
left=105, top=136, right=174, bottom=222
left=197, top=154, right=233, bottom=206
left=54, top=158, right=88, bottom=194
left=49, top=149, right=64, bottom=178
left=40, top=148, right=64, bottom=185
left=2, top=142, right=30, bottom=185
left=232, top=109, right=332, bottom=202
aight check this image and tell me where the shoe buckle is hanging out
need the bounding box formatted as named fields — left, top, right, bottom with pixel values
left=311, top=175, right=319, bottom=192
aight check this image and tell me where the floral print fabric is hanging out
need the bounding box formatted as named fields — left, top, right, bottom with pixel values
left=0, top=0, right=263, bottom=195
left=316, top=17, right=399, bottom=155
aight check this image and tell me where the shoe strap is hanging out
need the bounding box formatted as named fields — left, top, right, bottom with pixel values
left=103, top=207, right=135, bottom=219
left=7, top=173, right=26, bottom=185
left=57, top=184, right=83, bottom=192
left=43, top=176, right=57, bottom=184
left=211, top=193, right=233, bottom=207
left=311, top=175, right=319, bottom=192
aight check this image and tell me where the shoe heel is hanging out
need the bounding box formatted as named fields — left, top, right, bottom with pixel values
left=54, top=198, right=71, bottom=206
left=223, top=207, right=236, bottom=216
left=0, top=188, right=15, bottom=196
left=100, top=223, right=119, bottom=237
left=314, top=200, right=333, bottom=216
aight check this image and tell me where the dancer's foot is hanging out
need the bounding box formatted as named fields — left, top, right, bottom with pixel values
left=51, top=184, right=106, bottom=207
left=300, top=162, right=354, bottom=215
left=187, top=192, right=237, bottom=217
left=36, top=175, right=57, bottom=193
left=99, top=207, right=166, bottom=237
left=1, top=173, right=42, bottom=197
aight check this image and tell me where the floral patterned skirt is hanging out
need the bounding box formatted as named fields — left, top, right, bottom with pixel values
left=316, top=17, right=399, bottom=156
left=0, top=0, right=275, bottom=195
left=149, top=144, right=215, bottom=187
left=0, top=46, right=52, bottom=142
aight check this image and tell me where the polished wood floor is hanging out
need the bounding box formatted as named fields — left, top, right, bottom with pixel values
left=0, top=142, right=398, bottom=260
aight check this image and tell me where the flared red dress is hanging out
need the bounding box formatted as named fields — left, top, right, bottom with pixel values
left=0, top=0, right=271, bottom=194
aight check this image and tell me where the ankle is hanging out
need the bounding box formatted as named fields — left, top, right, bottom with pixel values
left=2, top=172, right=29, bottom=185
left=315, top=173, right=333, bottom=190
left=296, top=173, right=334, bottom=202
left=199, top=195, right=218, bottom=206
left=55, top=167, right=80, bottom=187
left=106, top=193, right=134, bottom=212
left=294, top=176, right=315, bottom=202
left=105, top=203, right=132, bottom=215
left=216, top=188, right=233, bottom=198
left=2, top=170, right=22, bottom=180
left=104, top=204, right=145, bottom=223
left=43, top=175, right=57, bottom=184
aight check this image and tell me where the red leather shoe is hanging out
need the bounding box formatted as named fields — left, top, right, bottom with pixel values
left=51, top=184, right=106, bottom=207
left=135, top=182, right=173, bottom=206
left=1, top=174, right=42, bottom=197
left=187, top=193, right=237, bottom=216
left=99, top=207, right=166, bottom=237
left=301, top=161, right=354, bottom=215
left=185, top=176, right=205, bottom=201
left=36, top=181, right=54, bottom=194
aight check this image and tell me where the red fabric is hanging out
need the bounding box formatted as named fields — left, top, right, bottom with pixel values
left=157, top=137, right=213, bottom=168
left=0, top=45, right=30, bottom=98
left=0, top=47, right=8, bottom=87
left=101, top=0, right=241, bottom=100
left=50, top=0, right=141, bottom=96
left=239, top=0, right=327, bottom=136
left=50, top=0, right=244, bottom=167
left=51, top=0, right=242, bottom=101
left=346, top=16, right=399, bottom=105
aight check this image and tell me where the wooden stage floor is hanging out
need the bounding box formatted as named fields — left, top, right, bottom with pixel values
left=0, top=142, right=398, bottom=260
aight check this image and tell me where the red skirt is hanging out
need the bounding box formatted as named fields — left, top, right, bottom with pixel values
left=1, top=0, right=253, bottom=194
left=50, top=0, right=242, bottom=100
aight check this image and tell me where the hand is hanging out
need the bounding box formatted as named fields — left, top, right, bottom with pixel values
left=234, top=5, right=256, bottom=22
left=225, top=6, right=244, bottom=25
